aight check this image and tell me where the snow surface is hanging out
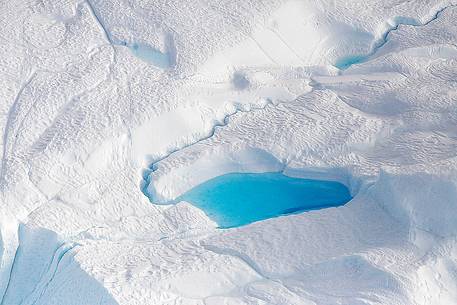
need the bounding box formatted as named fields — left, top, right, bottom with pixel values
left=1, top=0, right=457, bottom=304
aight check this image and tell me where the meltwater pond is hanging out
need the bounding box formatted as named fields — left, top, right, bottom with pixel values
left=178, top=172, right=352, bottom=228
left=127, top=43, right=171, bottom=69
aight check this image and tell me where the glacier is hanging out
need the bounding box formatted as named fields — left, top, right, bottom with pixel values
left=1, top=0, right=457, bottom=304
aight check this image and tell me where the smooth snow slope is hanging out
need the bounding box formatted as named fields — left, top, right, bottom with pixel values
left=1, top=0, right=457, bottom=304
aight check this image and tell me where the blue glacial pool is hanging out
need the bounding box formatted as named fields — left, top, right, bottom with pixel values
left=178, top=172, right=352, bottom=228
left=334, top=55, right=368, bottom=70
left=127, top=43, right=170, bottom=69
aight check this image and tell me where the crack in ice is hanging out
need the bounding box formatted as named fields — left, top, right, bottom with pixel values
left=335, top=4, right=457, bottom=69
left=85, top=0, right=172, bottom=69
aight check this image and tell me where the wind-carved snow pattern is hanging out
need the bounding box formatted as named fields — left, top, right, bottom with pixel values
left=141, top=3, right=457, bottom=200
left=140, top=1, right=455, bottom=203
left=1, top=0, right=457, bottom=304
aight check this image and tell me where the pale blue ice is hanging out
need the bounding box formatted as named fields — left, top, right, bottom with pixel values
left=127, top=43, right=170, bottom=69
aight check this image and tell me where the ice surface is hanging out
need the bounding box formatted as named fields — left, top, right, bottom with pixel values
left=1, top=0, right=457, bottom=304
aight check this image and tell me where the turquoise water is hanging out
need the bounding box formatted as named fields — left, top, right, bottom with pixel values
left=334, top=55, right=367, bottom=70
left=179, top=172, right=352, bottom=228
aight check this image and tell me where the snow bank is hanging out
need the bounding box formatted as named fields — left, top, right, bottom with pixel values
left=370, top=171, right=457, bottom=238
left=146, top=146, right=284, bottom=203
